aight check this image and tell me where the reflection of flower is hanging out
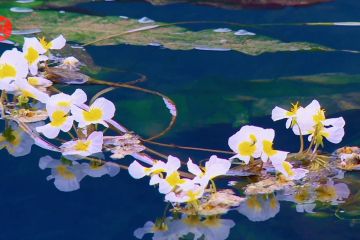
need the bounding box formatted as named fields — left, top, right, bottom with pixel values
left=134, top=215, right=235, bottom=240
left=237, top=194, right=280, bottom=222
left=315, top=180, right=350, bottom=205
left=39, top=156, right=86, bottom=192
left=0, top=121, right=34, bottom=157
left=277, top=185, right=317, bottom=213
left=82, top=161, right=119, bottom=178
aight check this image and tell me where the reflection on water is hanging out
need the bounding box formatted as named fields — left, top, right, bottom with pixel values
left=133, top=168, right=356, bottom=240
left=145, top=0, right=332, bottom=9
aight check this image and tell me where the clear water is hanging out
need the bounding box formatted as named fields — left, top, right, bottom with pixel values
left=0, top=1, right=360, bottom=239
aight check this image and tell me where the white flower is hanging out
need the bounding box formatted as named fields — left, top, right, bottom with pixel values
left=271, top=158, right=308, bottom=181
left=23, top=37, right=47, bottom=75
left=165, top=182, right=205, bottom=203
left=46, top=88, right=87, bottom=113
left=14, top=78, right=50, bottom=103
left=187, top=155, right=231, bottom=186
left=60, top=131, right=103, bottom=157
left=39, top=35, right=66, bottom=51
left=259, top=128, right=288, bottom=163
left=128, top=160, right=167, bottom=180
left=272, top=102, right=302, bottom=128
left=228, top=125, right=263, bottom=164
left=295, top=100, right=345, bottom=145
left=36, top=107, right=74, bottom=139
left=237, top=194, right=280, bottom=222
left=27, top=76, right=52, bottom=88
left=155, top=156, right=189, bottom=194
left=71, top=97, right=115, bottom=128
left=0, top=48, right=28, bottom=91
left=39, top=155, right=86, bottom=192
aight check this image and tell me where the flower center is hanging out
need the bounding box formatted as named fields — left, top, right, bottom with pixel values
left=166, top=171, right=185, bottom=187
left=263, top=140, right=277, bottom=157
left=50, top=110, right=67, bottom=127
left=25, top=47, right=39, bottom=65
left=0, top=64, right=17, bottom=80
left=83, top=108, right=103, bottom=122
left=56, top=165, right=75, bottom=180
left=74, top=140, right=91, bottom=151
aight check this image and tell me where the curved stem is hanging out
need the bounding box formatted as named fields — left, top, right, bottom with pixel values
left=88, top=79, right=177, bottom=141
left=144, top=139, right=235, bottom=155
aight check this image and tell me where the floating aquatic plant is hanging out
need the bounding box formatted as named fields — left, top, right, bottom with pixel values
left=0, top=34, right=358, bottom=239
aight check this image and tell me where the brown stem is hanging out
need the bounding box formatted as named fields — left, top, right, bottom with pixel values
left=144, top=139, right=235, bottom=155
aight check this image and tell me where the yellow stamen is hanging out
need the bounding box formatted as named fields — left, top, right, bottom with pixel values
left=286, top=102, right=300, bottom=117
left=166, top=171, right=185, bottom=187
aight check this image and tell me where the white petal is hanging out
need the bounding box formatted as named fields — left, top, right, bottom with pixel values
left=50, top=35, right=66, bottom=49
left=71, top=89, right=87, bottom=105
left=324, top=126, right=345, bottom=144
left=187, top=158, right=202, bottom=176
left=128, top=161, right=146, bottom=179
left=271, top=106, right=288, bottom=121
left=36, top=124, right=61, bottom=139
left=91, top=97, right=115, bottom=120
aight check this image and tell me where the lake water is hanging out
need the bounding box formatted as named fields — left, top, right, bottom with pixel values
left=0, top=0, right=360, bottom=239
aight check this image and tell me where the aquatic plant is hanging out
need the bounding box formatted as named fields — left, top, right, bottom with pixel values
left=0, top=34, right=357, bottom=239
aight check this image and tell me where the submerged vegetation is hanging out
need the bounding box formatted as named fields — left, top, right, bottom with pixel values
left=0, top=33, right=359, bottom=239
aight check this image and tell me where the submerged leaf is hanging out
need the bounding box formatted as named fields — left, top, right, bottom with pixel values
left=8, top=11, right=330, bottom=55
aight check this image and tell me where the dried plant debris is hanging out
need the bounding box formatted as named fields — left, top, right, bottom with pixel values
left=336, top=146, right=360, bottom=171
left=178, top=189, right=245, bottom=216
left=245, top=177, right=294, bottom=195
left=104, top=133, right=146, bottom=159
left=12, top=109, right=48, bottom=123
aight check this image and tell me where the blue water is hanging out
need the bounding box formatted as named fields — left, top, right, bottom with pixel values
left=1, top=0, right=360, bottom=239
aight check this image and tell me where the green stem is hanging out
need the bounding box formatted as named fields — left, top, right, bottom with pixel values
left=296, top=123, right=304, bottom=153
